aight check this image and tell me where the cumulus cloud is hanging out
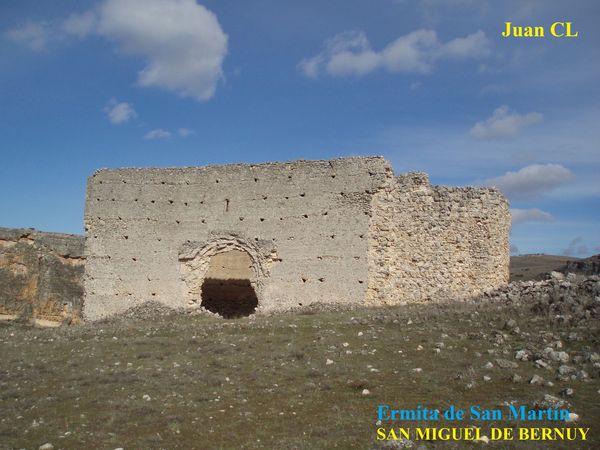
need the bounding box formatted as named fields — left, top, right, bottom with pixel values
left=62, top=12, right=97, bottom=38
left=177, top=128, right=194, bottom=137
left=484, top=164, right=575, bottom=200
left=144, top=129, right=171, bottom=140
left=510, top=208, right=554, bottom=224
left=97, top=0, right=227, bottom=101
left=104, top=99, right=137, bottom=124
left=299, top=29, right=489, bottom=78
left=562, top=237, right=589, bottom=257
left=5, top=22, right=50, bottom=51
left=510, top=243, right=519, bottom=255
left=470, top=105, right=543, bottom=139
left=6, top=0, right=228, bottom=101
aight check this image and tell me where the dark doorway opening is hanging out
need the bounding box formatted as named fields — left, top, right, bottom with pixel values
left=200, top=278, right=258, bottom=318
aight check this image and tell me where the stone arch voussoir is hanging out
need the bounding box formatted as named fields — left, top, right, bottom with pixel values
left=178, top=233, right=275, bottom=311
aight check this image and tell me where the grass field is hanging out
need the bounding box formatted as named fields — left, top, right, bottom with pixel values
left=510, top=255, right=578, bottom=281
left=1, top=297, right=599, bottom=450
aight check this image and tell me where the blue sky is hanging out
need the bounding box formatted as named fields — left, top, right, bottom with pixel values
left=1, top=0, right=598, bottom=256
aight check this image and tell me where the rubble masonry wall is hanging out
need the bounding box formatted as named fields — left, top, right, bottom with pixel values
left=367, top=172, right=510, bottom=304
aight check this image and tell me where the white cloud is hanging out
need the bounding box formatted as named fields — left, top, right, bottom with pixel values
left=484, top=164, right=575, bottom=200
left=144, top=129, right=171, bottom=140
left=97, top=0, right=228, bottom=101
left=298, top=55, right=322, bottom=79
left=62, top=12, right=97, bottom=38
left=5, top=22, right=50, bottom=51
left=299, top=29, right=488, bottom=78
left=104, top=100, right=137, bottom=124
left=562, top=237, right=588, bottom=257
left=511, top=208, right=554, bottom=224
left=470, top=105, right=543, bottom=140
left=434, top=30, right=490, bottom=60
left=7, top=1, right=228, bottom=101
left=510, top=243, right=519, bottom=255
left=177, top=128, right=194, bottom=137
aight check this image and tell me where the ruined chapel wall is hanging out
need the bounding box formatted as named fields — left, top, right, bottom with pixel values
left=83, top=157, right=393, bottom=320
left=367, top=173, right=510, bottom=304
left=0, top=227, right=85, bottom=323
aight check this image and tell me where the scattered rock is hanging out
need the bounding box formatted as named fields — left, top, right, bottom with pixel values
left=515, top=349, right=530, bottom=361
left=511, top=374, right=523, bottom=383
left=530, top=375, right=545, bottom=385
left=535, top=394, right=569, bottom=410
left=560, top=388, right=574, bottom=397
left=373, top=439, right=415, bottom=449
left=496, top=358, right=518, bottom=369
left=544, top=348, right=569, bottom=363
left=477, top=435, right=490, bottom=444
left=535, top=360, right=550, bottom=370
left=558, top=365, right=576, bottom=376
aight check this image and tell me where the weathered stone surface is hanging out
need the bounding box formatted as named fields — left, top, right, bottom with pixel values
left=83, top=157, right=510, bottom=320
left=0, top=227, right=84, bottom=323
left=367, top=172, right=509, bottom=304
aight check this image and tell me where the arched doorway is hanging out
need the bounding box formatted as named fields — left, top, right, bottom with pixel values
left=200, top=249, right=258, bottom=318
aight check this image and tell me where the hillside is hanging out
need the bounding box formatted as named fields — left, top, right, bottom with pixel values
left=510, top=254, right=600, bottom=281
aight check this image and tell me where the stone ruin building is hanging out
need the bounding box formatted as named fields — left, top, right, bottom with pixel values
left=0, top=156, right=511, bottom=323
left=81, top=156, right=510, bottom=321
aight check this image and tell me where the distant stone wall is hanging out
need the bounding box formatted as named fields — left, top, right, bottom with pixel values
left=563, top=255, right=600, bottom=276
left=367, top=172, right=510, bottom=304
left=0, top=227, right=85, bottom=323
left=83, top=157, right=393, bottom=320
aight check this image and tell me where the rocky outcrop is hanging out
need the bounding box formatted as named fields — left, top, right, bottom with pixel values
left=0, top=227, right=85, bottom=324
left=483, top=272, right=600, bottom=326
